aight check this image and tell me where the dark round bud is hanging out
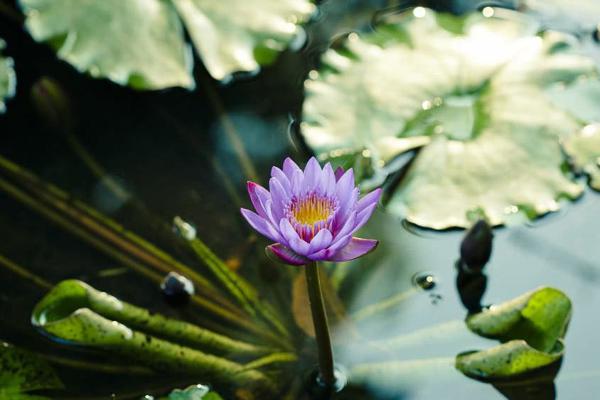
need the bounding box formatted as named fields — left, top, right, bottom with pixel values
left=30, top=77, right=74, bottom=133
left=460, top=219, right=493, bottom=272
left=160, top=272, right=194, bottom=306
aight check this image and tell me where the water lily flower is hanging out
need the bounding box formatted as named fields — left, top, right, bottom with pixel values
left=241, top=157, right=381, bottom=266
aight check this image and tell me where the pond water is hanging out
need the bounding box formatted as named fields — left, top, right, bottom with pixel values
left=0, top=0, right=599, bottom=399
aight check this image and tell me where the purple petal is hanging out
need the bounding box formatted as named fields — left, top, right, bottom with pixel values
left=280, top=219, right=310, bottom=255
left=357, top=188, right=382, bottom=214
left=247, top=181, right=270, bottom=218
left=302, top=157, right=321, bottom=193
left=329, top=238, right=379, bottom=262
left=271, top=166, right=291, bottom=195
left=267, top=244, right=308, bottom=266
left=333, top=187, right=359, bottom=232
left=334, top=167, right=345, bottom=181
left=354, top=202, right=378, bottom=232
left=320, top=163, right=336, bottom=196
left=283, top=157, right=302, bottom=180
left=333, top=210, right=357, bottom=242
left=308, top=229, right=333, bottom=254
left=269, top=177, right=289, bottom=221
left=290, top=169, right=303, bottom=196
left=241, top=209, right=281, bottom=242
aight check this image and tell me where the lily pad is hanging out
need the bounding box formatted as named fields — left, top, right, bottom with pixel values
left=456, top=339, right=564, bottom=380
left=563, top=123, right=600, bottom=190
left=0, top=342, right=62, bottom=399
left=19, top=0, right=314, bottom=88
left=456, top=287, right=571, bottom=380
left=0, top=39, right=16, bottom=113
left=301, top=7, right=600, bottom=229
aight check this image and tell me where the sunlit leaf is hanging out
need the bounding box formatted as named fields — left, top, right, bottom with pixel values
left=301, top=7, right=600, bottom=229
left=19, top=0, right=314, bottom=89
left=171, top=0, right=315, bottom=81
left=456, top=339, right=564, bottom=380
left=563, top=123, right=600, bottom=190
left=0, top=342, right=62, bottom=400
left=0, top=39, right=16, bottom=113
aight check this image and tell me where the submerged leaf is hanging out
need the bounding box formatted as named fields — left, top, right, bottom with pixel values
left=0, top=39, right=16, bottom=113
left=19, top=0, right=314, bottom=88
left=301, top=8, right=600, bottom=228
left=456, top=339, right=563, bottom=380
left=0, top=342, right=62, bottom=398
left=563, top=123, right=600, bottom=190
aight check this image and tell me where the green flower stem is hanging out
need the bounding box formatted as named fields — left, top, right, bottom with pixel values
left=305, top=261, right=335, bottom=387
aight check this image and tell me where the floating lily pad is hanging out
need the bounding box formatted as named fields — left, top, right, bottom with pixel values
left=563, top=123, right=600, bottom=190
left=19, top=0, right=314, bottom=88
left=466, top=287, right=571, bottom=352
left=0, top=39, right=16, bottom=113
left=301, top=7, right=600, bottom=229
left=0, top=342, right=62, bottom=399
left=456, top=287, right=571, bottom=380
left=456, top=339, right=564, bottom=380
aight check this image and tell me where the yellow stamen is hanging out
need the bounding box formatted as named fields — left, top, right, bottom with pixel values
left=291, top=194, right=333, bottom=226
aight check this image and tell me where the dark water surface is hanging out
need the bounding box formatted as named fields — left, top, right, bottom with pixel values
left=0, top=0, right=599, bottom=399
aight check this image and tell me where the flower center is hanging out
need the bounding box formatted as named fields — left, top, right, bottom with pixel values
left=290, top=193, right=336, bottom=226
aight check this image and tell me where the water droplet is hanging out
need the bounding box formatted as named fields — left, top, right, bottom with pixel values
left=161, top=272, right=194, bottom=306
left=413, top=7, right=426, bottom=18
left=421, top=100, right=432, bottom=110
left=361, top=149, right=371, bottom=158
left=347, top=32, right=359, bottom=42
left=412, top=272, right=437, bottom=290
left=308, top=70, right=319, bottom=80
left=482, top=7, right=495, bottom=18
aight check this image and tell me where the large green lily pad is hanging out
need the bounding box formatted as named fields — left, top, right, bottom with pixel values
left=0, top=342, right=62, bottom=399
left=456, top=287, right=571, bottom=380
left=301, top=7, right=600, bottom=229
left=19, top=0, right=314, bottom=89
left=0, top=39, right=16, bottom=113
left=563, top=123, right=600, bottom=190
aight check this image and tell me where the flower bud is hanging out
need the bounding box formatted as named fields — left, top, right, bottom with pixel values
left=30, top=77, right=74, bottom=133
left=460, top=219, right=493, bottom=272
left=160, top=272, right=194, bottom=306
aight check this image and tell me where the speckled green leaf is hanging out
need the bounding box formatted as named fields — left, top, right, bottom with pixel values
left=0, top=39, right=16, bottom=113
left=456, top=287, right=571, bottom=380
left=456, top=339, right=564, bottom=380
left=31, top=280, right=274, bottom=392
left=0, top=342, right=62, bottom=399
left=32, top=280, right=271, bottom=357
left=563, top=123, right=600, bottom=190
left=466, top=287, right=571, bottom=353
left=301, top=8, right=600, bottom=229
left=18, top=0, right=314, bottom=88
left=171, top=0, right=315, bottom=81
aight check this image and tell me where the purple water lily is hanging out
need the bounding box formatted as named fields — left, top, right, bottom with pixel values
left=241, top=157, right=381, bottom=266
